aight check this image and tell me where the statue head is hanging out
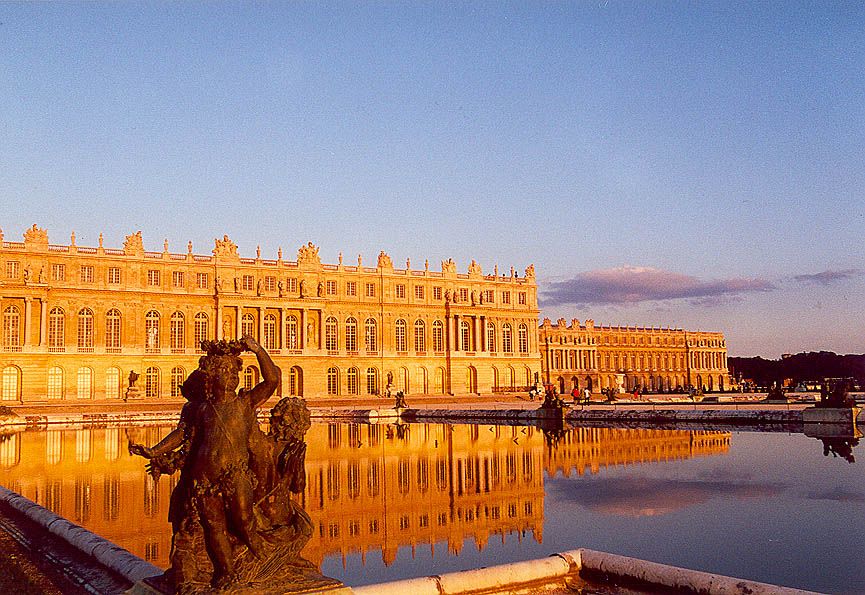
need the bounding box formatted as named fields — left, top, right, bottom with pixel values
left=199, top=340, right=245, bottom=398
left=269, top=397, right=311, bottom=442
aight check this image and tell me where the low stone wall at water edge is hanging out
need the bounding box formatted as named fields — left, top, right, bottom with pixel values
left=567, top=408, right=804, bottom=426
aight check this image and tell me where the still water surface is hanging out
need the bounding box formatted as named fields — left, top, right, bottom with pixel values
left=0, top=422, right=862, bottom=593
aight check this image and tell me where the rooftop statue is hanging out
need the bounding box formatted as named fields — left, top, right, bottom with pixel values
left=213, top=235, right=239, bottom=259
left=296, top=242, right=320, bottom=266
left=128, top=336, right=340, bottom=593
left=124, top=231, right=145, bottom=256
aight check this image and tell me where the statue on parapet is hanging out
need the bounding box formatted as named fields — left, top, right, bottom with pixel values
left=128, top=336, right=339, bottom=593
left=818, top=378, right=856, bottom=408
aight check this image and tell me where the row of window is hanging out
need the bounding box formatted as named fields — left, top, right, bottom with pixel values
left=550, top=350, right=727, bottom=371
left=1, top=306, right=533, bottom=354
left=550, top=333, right=724, bottom=348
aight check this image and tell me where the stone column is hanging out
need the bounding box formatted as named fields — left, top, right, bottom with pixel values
left=278, top=308, right=285, bottom=349
left=216, top=303, right=223, bottom=339
left=39, top=298, right=47, bottom=346
left=258, top=307, right=264, bottom=342
left=451, top=315, right=459, bottom=351
left=23, top=297, right=32, bottom=347
left=300, top=309, right=307, bottom=349
left=235, top=305, right=242, bottom=339
left=473, top=316, right=480, bottom=352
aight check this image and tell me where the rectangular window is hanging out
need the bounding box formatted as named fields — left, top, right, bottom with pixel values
left=196, top=272, right=209, bottom=289
left=5, top=261, right=19, bottom=279
left=287, top=277, right=298, bottom=293
left=518, top=291, right=527, bottom=305
left=108, top=267, right=121, bottom=284
left=52, top=263, right=66, bottom=281
left=242, top=275, right=254, bottom=291
left=147, top=270, right=160, bottom=286
left=80, top=265, right=94, bottom=283
left=326, top=280, right=337, bottom=295
left=395, top=284, right=405, bottom=299
left=502, top=291, right=511, bottom=304
left=172, top=271, right=185, bottom=288
left=365, top=283, right=376, bottom=298
left=433, top=286, right=442, bottom=300
left=483, top=289, right=494, bottom=303
left=414, top=285, right=424, bottom=300
left=346, top=281, right=357, bottom=296
left=264, top=276, right=276, bottom=292
left=459, top=288, right=468, bottom=302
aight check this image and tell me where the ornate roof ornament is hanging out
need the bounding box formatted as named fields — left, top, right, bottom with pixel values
left=297, top=242, right=321, bottom=266
left=525, top=264, right=535, bottom=279
left=23, top=224, right=49, bottom=250
left=468, top=259, right=482, bottom=277
left=441, top=258, right=457, bottom=274
left=213, top=235, right=239, bottom=260
left=377, top=250, right=393, bottom=269
left=123, top=231, right=144, bottom=256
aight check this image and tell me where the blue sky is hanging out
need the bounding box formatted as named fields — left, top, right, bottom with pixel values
left=2, top=2, right=863, bottom=357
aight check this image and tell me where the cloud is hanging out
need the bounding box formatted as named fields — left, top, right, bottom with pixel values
left=541, top=266, right=775, bottom=307
left=792, top=269, right=864, bottom=285
left=548, top=476, right=785, bottom=517
left=804, top=487, right=865, bottom=503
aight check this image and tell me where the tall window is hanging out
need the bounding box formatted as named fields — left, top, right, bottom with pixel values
left=170, top=367, right=185, bottom=397
left=502, top=323, right=513, bottom=353
left=52, top=263, right=66, bottom=281
left=77, top=367, right=92, bottom=399
left=80, top=265, right=94, bottom=283
left=108, top=267, right=121, bottom=284
left=365, top=283, right=375, bottom=298
left=263, top=314, right=277, bottom=350
left=105, top=309, right=121, bottom=350
left=432, top=320, right=444, bottom=352
left=345, top=317, right=357, bottom=351
left=105, top=367, right=121, bottom=399
left=486, top=322, right=496, bottom=352
left=242, top=275, right=254, bottom=291
left=241, top=313, right=255, bottom=338
left=145, top=367, right=160, bottom=398
left=518, top=324, right=529, bottom=353
left=347, top=367, right=359, bottom=395
left=2, top=306, right=20, bottom=351
left=285, top=316, right=298, bottom=349
left=145, top=311, right=160, bottom=350
left=364, top=318, right=377, bottom=351
left=395, top=284, right=405, bottom=299
left=77, top=308, right=94, bottom=350
left=194, top=313, right=208, bottom=348
left=147, top=270, right=160, bottom=286
left=325, top=317, right=338, bottom=351
left=2, top=366, right=20, bottom=401
left=326, top=280, right=337, bottom=295
left=47, top=367, right=64, bottom=399
left=366, top=368, right=378, bottom=395
left=327, top=367, right=339, bottom=395
left=346, top=281, right=356, bottom=296
left=395, top=319, right=407, bottom=352
left=196, top=272, right=209, bottom=289
left=414, top=320, right=425, bottom=351
left=414, top=285, right=424, bottom=300
left=502, top=291, right=510, bottom=304
left=5, top=261, right=19, bottom=279
left=288, top=366, right=302, bottom=396
left=170, top=312, right=185, bottom=351
left=459, top=320, right=470, bottom=351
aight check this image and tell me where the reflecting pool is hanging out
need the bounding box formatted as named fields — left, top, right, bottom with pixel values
left=0, top=422, right=862, bottom=593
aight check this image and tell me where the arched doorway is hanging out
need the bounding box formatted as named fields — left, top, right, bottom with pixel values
left=288, top=366, right=303, bottom=396
left=466, top=366, right=477, bottom=394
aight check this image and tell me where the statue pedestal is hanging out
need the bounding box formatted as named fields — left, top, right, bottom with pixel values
left=124, top=387, right=143, bottom=401
left=803, top=406, right=860, bottom=426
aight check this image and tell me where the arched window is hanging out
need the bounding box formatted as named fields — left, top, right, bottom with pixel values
left=435, top=367, right=446, bottom=394
left=288, top=366, right=303, bottom=396
left=345, top=317, right=357, bottom=352
left=241, top=313, right=255, bottom=338
left=47, top=367, right=64, bottom=399
left=285, top=315, right=298, bottom=349
left=432, top=320, right=444, bottom=352
left=263, top=314, right=277, bottom=350
left=459, top=320, right=470, bottom=351
left=327, top=367, right=339, bottom=395
left=364, top=318, right=377, bottom=351
left=395, top=319, right=407, bottom=352
left=3, top=306, right=20, bottom=351
left=145, top=367, right=160, bottom=398
left=502, top=323, right=513, bottom=353
left=2, top=366, right=21, bottom=401
left=347, top=367, right=359, bottom=395
left=105, top=309, right=121, bottom=350
left=414, top=320, right=425, bottom=352
left=244, top=366, right=259, bottom=390
left=77, top=308, right=94, bottom=350
left=366, top=367, right=379, bottom=395
left=194, top=312, right=209, bottom=349
left=48, top=307, right=65, bottom=351
left=518, top=323, right=529, bottom=354
left=170, top=367, right=185, bottom=397
left=145, top=311, right=160, bottom=351
left=325, top=317, right=338, bottom=351
left=105, top=367, right=121, bottom=399
left=170, top=312, right=185, bottom=351
left=486, top=322, right=496, bottom=352
left=77, top=367, right=92, bottom=399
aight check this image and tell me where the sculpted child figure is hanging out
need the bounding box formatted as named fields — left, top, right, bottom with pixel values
left=130, top=334, right=280, bottom=589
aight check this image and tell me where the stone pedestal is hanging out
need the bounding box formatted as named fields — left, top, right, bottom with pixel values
left=124, top=386, right=143, bottom=401
left=803, top=406, right=860, bottom=425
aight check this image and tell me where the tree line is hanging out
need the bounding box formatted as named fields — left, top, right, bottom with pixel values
left=729, top=351, right=865, bottom=388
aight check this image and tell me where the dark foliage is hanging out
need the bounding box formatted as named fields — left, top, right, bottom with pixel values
left=729, top=351, right=865, bottom=388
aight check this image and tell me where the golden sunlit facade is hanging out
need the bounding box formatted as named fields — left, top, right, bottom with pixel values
left=0, top=226, right=540, bottom=401
left=0, top=422, right=730, bottom=569
left=539, top=317, right=731, bottom=394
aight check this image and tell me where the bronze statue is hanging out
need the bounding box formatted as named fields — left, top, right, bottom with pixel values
left=129, top=336, right=338, bottom=593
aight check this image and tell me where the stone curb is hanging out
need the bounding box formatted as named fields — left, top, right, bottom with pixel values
left=351, top=548, right=820, bottom=595
left=0, top=485, right=162, bottom=584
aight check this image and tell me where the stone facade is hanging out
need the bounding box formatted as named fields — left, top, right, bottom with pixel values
left=539, top=317, right=730, bottom=394
left=0, top=227, right=540, bottom=401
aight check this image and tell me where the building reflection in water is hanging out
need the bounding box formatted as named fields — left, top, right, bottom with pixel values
left=0, top=423, right=729, bottom=570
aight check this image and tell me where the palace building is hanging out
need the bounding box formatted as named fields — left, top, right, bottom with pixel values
left=0, top=225, right=541, bottom=402
left=539, top=317, right=730, bottom=394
